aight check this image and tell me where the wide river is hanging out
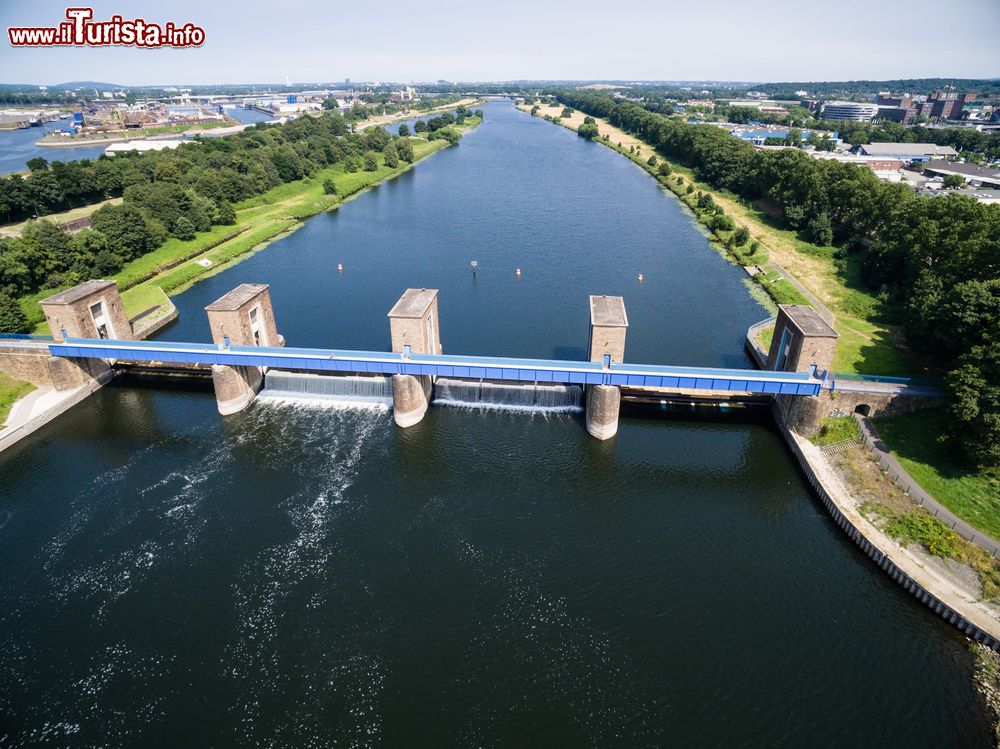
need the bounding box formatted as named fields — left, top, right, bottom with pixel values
left=0, top=101, right=988, bottom=746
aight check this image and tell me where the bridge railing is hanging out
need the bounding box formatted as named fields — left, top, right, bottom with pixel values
left=47, top=336, right=824, bottom=396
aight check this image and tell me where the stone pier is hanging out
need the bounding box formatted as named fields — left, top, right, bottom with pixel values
left=585, top=295, right=628, bottom=440
left=767, top=304, right=838, bottom=435
left=205, top=284, right=283, bottom=415
left=388, top=288, right=441, bottom=428
left=7, top=280, right=135, bottom=390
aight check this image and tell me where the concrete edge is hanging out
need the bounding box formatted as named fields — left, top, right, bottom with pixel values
left=744, top=316, right=776, bottom=369
left=0, top=376, right=107, bottom=454
left=780, top=421, right=1000, bottom=652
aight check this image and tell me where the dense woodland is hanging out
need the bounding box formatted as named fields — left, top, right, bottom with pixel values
left=0, top=106, right=479, bottom=331
left=552, top=88, right=1000, bottom=466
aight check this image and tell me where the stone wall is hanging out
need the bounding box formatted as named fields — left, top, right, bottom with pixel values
left=777, top=387, right=940, bottom=436
left=0, top=345, right=110, bottom=390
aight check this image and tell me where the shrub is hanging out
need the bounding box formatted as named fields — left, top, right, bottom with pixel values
left=733, top=227, right=750, bottom=246
left=173, top=216, right=196, bottom=241
left=577, top=123, right=599, bottom=140
left=322, top=179, right=337, bottom=195
left=658, top=162, right=671, bottom=176
left=363, top=152, right=378, bottom=172
left=709, top=214, right=734, bottom=232
left=647, top=155, right=657, bottom=166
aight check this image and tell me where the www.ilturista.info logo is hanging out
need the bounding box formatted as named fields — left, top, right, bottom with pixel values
left=8, top=7, right=205, bottom=48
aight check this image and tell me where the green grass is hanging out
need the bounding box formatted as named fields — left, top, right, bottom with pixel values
left=757, top=326, right=774, bottom=352
left=0, top=372, right=35, bottom=427
left=812, top=416, right=861, bottom=446
left=873, top=409, right=1000, bottom=541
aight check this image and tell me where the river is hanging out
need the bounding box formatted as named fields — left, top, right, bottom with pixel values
left=0, top=100, right=988, bottom=746
left=0, top=108, right=275, bottom=175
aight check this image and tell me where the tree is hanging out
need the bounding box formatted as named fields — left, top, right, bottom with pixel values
left=943, top=173, right=965, bottom=189
left=413, top=120, right=428, bottom=134
left=397, top=123, right=410, bottom=137
left=647, top=155, right=657, bottom=166
left=363, top=151, right=379, bottom=172
left=216, top=200, right=238, bottom=223
left=0, top=292, right=28, bottom=333
left=805, top=213, right=833, bottom=245
left=322, top=179, right=337, bottom=196
left=383, top=142, right=399, bottom=168
left=658, top=162, right=672, bottom=176
left=561, top=107, right=573, bottom=118
left=577, top=123, right=599, bottom=140
left=733, top=227, right=750, bottom=246
left=710, top=214, right=734, bottom=232
left=432, top=128, right=460, bottom=145
left=946, top=344, right=1000, bottom=466
left=173, top=215, right=196, bottom=240
left=26, top=157, right=48, bottom=172
left=396, top=138, right=415, bottom=163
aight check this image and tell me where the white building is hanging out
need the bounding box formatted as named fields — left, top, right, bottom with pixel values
left=819, top=101, right=879, bottom=121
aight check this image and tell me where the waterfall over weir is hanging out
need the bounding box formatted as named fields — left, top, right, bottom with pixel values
left=433, top=378, right=583, bottom=413
left=260, top=370, right=393, bottom=408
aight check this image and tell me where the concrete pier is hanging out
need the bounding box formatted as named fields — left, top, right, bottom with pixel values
left=388, top=288, right=441, bottom=428
left=205, top=284, right=282, bottom=415
left=585, top=295, right=628, bottom=440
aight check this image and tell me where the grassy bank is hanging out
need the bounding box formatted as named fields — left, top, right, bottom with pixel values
left=828, top=441, right=1000, bottom=602
left=519, top=101, right=922, bottom=376
left=0, top=372, right=34, bottom=427
left=873, top=409, right=1000, bottom=541
left=26, top=120, right=480, bottom=334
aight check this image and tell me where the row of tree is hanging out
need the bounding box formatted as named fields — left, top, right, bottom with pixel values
left=551, top=88, right=1000, bottom=466
left=0, top=109, right=448, bottom=328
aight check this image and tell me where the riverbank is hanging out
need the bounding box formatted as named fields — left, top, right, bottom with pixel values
left=35, top=118, right=234, bottom=147
left=518, top=100, right=922, bottom=377
left=351, top=97, right=481, bottom=130
left=785, top=423, right=1000, bottom=650
left=23, top=117, right=482, bottom=334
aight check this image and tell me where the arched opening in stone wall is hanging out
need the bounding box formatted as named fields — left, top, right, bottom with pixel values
left=854, top=404, right=872, bottom=417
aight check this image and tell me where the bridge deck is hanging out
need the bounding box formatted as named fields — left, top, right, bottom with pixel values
left=49, top=337, right=823, bottom=396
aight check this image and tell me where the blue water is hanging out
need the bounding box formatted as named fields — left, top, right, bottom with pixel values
left=0, top=101, right=989, bottom=747
left=0, top=122, right=107, bottom=174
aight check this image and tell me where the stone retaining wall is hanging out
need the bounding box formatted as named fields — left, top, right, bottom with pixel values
left=781, top=418, right=1000, bottom=652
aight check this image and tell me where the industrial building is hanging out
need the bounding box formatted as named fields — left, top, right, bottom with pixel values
left=854, top=142, right=958, bottom=162
left=922, top=160, right=1000, bottom=189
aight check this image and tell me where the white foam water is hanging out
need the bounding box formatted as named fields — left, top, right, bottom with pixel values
left=433, top=378, right=583, bottom=413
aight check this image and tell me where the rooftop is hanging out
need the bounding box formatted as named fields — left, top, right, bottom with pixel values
left=40, top=279, right=116, bottom=306
left=388, top=288, right=438, bottom=319
left=205, top=283, right=269, bottom=311
left=781, top=304, right=838, bottom=338
left=858, top=142, right=958, bottom=157
left=589, top=295, right=628, bottom=328
left=923, top=160, right=1000, bottom=181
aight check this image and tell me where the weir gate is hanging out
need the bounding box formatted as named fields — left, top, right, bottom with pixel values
left=2, top=280, right=939, bottom=440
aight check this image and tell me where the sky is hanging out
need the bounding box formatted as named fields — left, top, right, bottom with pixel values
left=1, top=0, right=998, bottom=86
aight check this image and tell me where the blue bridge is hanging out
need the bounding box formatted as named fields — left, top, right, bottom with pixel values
left=48, top=337, right=823, bottom=396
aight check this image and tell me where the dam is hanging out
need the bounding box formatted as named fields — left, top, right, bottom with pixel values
left=0, top=100, right=987, bottom=746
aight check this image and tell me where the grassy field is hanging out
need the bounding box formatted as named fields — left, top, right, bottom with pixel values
left=873, top=409, right=1000, bottom=541
left=24, top=123, right=479, bottom=334
left=519, top=101, right=924, bottom=377
left=812, top=416, right=861, bottom=446
left=0, top=372, right=35, bottom=427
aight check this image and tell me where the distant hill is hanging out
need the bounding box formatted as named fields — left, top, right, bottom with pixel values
left=50, top=81, right=125, bottom=91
